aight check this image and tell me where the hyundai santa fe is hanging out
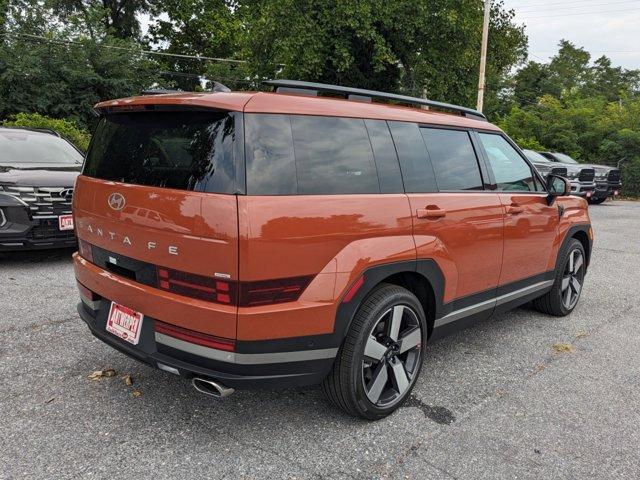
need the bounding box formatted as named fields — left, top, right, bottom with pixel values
left=73, top=80, right=592, bottom=419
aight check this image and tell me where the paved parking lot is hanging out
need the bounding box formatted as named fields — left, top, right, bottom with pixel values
left=1, top=200, right=639, bottom=479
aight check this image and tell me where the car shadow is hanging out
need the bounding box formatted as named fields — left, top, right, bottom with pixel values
left=0, top=247, right=76, bottom=265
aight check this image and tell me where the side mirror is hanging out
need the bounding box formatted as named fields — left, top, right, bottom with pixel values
left=546, top=174, right=571, bottom=205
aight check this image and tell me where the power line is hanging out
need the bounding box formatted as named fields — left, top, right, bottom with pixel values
left=507, top=0, right=636, bottom=7
left=519, top=6, right=640, bottom=19
left=1, top=31, right=249, bottom=64
left=516, top=0, right=639, bottom=13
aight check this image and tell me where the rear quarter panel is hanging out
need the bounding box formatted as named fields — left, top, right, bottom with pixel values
left=236, top=194, right=415, bottom=340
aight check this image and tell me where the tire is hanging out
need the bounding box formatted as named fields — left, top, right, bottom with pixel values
left=588, top=196, right=606, bottom=205
left=533, top=238, right=586, bottom=316
left=322, top=283, right=427, bottom=420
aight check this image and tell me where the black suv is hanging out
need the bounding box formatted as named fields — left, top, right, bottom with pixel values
left=538, top=152, right=620, bottom=204
left=524, top=150, right=596, bottom=200
left=0, top=127, right=83, bottom=250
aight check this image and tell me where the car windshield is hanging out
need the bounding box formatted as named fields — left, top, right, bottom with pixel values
left=524, top=149, right=550, bottom=163
left=553, top=152, right=579, bottom=164
left=0, top=129, right=83, bottom=165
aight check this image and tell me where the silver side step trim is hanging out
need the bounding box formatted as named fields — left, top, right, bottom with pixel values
left=435, top=280, right=554, bottom=328
left=155, top=332, right=338, bottom=365
left=495, top=280, right=554, bottom=306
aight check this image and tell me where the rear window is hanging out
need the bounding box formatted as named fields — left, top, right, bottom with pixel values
left=0, top=129, right=83, bottom=165
left=84, top=111, right=236, bottom=193
left=245, top=114, right=380, bottom=195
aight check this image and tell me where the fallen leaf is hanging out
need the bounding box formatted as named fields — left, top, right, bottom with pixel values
left=575, top=331, right=590, bottom=339
left=536, top=363, right=546, bottom=372
left=132, top=390, right=141, bottom=398
left=552, top=342, right=573, bottom=353
left=123, top=375, right=133, bottom=386
left=88, top=368, right=117, bottom=380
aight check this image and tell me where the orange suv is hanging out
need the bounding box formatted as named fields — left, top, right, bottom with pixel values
left=73, top=80, right=592, bottom=419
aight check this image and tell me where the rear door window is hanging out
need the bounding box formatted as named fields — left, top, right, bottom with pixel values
left=388, top=121, right=437, bottom=193
left=420, top=128, right=483, bottom=191
left=478, top=133, right=539, bottom=192
left=84, top=111, right=236, bottom=193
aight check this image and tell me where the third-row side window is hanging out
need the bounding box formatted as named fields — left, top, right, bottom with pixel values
left=245, top=114, right=381, bottom=195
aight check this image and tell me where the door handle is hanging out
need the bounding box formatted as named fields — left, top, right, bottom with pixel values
left=416, top=207, right=446, bottom=219
left=506, top=204, right=524, bottom=215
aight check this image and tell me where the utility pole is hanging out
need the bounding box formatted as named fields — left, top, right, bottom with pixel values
left=477, top=0, right=491, bottom=112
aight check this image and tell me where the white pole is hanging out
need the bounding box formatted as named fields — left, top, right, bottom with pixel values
left=477, top=0, right=491, bottom=112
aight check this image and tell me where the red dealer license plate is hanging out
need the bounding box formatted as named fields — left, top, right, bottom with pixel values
left=58, top=214, right=74, bottom=231
left=106, top=302, right=144, bottom=345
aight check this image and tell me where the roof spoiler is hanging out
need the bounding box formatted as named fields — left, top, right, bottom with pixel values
left=263, top=79, right=487, bottom=121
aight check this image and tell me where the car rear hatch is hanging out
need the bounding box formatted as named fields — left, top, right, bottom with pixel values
left=74, top=108, right=242, bottom=339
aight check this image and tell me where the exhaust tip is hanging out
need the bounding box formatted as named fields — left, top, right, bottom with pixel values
left=192, top=377, right=235, bottom=398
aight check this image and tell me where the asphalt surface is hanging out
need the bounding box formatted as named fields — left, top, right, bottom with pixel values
left=1, top=200, right=639, bottom=479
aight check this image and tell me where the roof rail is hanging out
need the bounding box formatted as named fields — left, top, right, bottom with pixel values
left=263, top=79, right=487, bottom=121
left=141, top=88, right=182, bottom=95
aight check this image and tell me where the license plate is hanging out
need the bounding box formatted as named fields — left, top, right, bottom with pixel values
left=106, top=302, right=144, bottom=345
left=58, top=214, right=74, bottom=231
left=586, top=191, right=593, bottom=198
left=614, top=190, right=619, bottom=196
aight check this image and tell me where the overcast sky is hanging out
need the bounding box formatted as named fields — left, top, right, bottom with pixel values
left=503, top=0, right=640, bottom=69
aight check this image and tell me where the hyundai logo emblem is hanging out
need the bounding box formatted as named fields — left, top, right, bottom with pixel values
left=60, top=188, right=74, bottom=200
left=107, top=192, right=126, bottom=211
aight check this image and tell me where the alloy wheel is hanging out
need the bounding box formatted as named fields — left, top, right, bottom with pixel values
left=561, top=249, right=584, bottom=310
left=361, top=304, right=423, bottom=407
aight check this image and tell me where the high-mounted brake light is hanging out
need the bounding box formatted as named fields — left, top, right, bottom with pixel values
left=156, top=267, right=236, bottom=305
left=78, top=239, right=93, bottom=263
left=155, top=320, right=235, bottom=352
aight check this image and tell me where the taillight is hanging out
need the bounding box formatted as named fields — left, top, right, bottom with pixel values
left=238, top=276, right=313, bottom=307
left=155, top=320, right=235, bottom=352
left=78, top=239, right=93, bottom=262
left=157, top=267, right=236, bottom=305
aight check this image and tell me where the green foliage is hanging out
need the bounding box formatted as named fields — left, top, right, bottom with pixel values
left=500, top=41, right=640, bottom=195
left=0, top=0, right=164, bottom=128
left=2, top=112, right=91, bottom=151
left=238, top=0, right=527, bottom=115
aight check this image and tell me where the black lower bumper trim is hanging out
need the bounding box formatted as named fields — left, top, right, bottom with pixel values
left=77, top=302, right=333, bottom=390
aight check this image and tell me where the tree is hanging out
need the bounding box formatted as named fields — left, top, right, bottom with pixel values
left=239, top=0, right=527, bottom=114
left=147, top=0, right=247, bottom=90
left=512, top=61, right=560, bottom=106
left=49, top=0, right=149, bottom=40
left=0, top=0, right=162, bottom=127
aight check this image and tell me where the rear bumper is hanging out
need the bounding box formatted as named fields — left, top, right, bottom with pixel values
left=0, top=205, right=76, bottom=251
left=77, top=297, right=336, bottom=390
